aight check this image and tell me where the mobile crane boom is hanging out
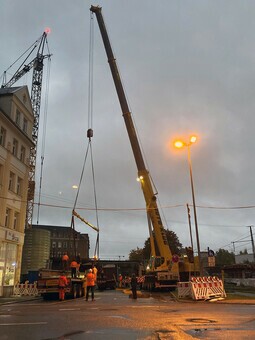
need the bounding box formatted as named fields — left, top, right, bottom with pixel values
left=90, top=6, right=179, bottom=284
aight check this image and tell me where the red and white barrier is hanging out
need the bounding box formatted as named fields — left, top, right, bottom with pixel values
left=13, top=283, right=39, bottom=296
left=190, top=276, right=226, bottom=300
left=177, top=282, right=191, bottom=298
left=178, top=276, right=226, bottom=301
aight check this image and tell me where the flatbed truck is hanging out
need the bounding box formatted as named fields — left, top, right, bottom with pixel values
left=37, top=269, right=85, bottom=299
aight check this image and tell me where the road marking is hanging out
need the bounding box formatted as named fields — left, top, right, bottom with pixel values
left=59, top=308, right=81, bottom=311
left=0, top=322, right=47, bottom=326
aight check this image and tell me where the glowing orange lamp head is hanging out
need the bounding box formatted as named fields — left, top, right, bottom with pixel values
left=174, top=140, right=185, bottom=148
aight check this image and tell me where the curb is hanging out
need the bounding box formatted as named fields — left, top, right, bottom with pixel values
left=0, top=296, right=42, bottom=306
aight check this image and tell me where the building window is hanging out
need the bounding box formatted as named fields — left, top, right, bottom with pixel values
left=23, top=118, right=28, bottom=134
left=20, top=146, right=26, bottom=162
left=63, top=241, right=67, bottom=248
left=5, top=208, right=11, bottom=227
left=0, top=127, right=6, bottom=147
left=13, top=212, right=20, bottom=230
left=8, top=172, right=15, bottom=191
left=52, top=241, right=56, bottom=249
left=15, top=109, right=21, bottom=126
left=16, top=177, right=22, bottom=196
left=58, top=242, right=62, bottom=248
left=12, top=139, right=18, bottom=157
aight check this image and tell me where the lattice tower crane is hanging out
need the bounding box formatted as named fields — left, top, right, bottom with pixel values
left=2, top=29, right=52, bottom=228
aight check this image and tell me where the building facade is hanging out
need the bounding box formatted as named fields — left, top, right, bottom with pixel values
left=235, top=254, right=255, bottom=264
left=0, top=86, right=34, bottom=296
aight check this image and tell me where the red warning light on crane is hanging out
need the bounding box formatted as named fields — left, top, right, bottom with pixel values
left=44, top=27, right=51, bottom=34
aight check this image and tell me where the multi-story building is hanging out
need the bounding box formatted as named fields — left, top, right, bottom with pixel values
left=21, top=225, right=90, bottom=277
left=33, top=225, right=90, bottom=260
left=0, top=86, right=34, bottom=296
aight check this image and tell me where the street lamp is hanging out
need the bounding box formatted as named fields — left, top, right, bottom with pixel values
left=174, top=135, right=202, bottom=276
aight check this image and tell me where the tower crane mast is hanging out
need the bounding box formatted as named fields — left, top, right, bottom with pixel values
left=2, top=30, right=51, bottom=228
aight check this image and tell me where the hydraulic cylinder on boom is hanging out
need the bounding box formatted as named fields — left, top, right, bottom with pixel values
left=90, top=6, right=179, bottom=289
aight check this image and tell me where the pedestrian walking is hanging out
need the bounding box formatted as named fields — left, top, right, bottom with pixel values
left=131, top=273, right=138, bottom=299
left=86, top=269, right=95, bottom=301
left=70, top=259, right=78, bottom=278
left=58, top=271, right=68, bottom=301
left=62, top=253, right=69, bottom=271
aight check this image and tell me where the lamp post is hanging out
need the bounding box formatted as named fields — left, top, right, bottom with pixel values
left=174, top=136, right=202, bottom=276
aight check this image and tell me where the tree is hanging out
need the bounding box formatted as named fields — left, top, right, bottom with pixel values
left=129, top=229, right=182, bottom=261
left=143, top=229, right=182, bottom=259
left=239, top=249, right=248, bottom=255
left=129, top=247, right=144, bottom=262
left=215, top=248, right=235, bottom=266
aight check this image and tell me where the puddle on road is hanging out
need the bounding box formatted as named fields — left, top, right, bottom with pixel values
left=158, top=309, right=179, bottom=313
left=186, top=318, right=217, bottom=324
left=85, top=328, right=156, bottom=339
left=107, top=314, right=131, bottom=320
left=186, top=327, right=223, bottom=338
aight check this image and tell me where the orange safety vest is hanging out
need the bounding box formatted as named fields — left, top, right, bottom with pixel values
left=58, top=275, right=68, bottom=288
left=70, top=261, right=78, bottom=268
left=62, top=254, right=69, bottom=262
left=86, top=272, right=95, bottom=287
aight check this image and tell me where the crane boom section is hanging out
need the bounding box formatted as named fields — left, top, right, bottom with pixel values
left=91, top=6, right=176, bottom=272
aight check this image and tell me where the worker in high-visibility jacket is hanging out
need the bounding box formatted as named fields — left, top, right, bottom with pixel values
left=62, top=253, right=69, bottom=271
left=70, top=259, right=78, bottom=278
left=86, top=269, right=95, bottom=301
left=58, top=271, right=68, bottom=301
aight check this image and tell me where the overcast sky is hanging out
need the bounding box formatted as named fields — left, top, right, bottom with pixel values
left=2, top=0, right=255, bottom=259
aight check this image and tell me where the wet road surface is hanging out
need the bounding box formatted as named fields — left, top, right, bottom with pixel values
left=0, top=290, right=254, bottom=339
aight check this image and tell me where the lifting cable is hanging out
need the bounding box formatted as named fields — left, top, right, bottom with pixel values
left=71, top=12, right=100, bottom=259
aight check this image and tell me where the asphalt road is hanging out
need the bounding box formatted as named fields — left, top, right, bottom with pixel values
left=0, top=290, right=255, bottom=339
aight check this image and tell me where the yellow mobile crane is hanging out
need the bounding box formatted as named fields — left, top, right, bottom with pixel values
left=90, top=6, right=180, bottom=289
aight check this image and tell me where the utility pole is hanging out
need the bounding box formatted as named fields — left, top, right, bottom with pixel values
left=249, top=226, right=255, bottom=262
left=186, top=203, right=194, bottom=251
left=187, top=145, right=202, bottom=276
left=231, top=241, right=236, bottom=254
